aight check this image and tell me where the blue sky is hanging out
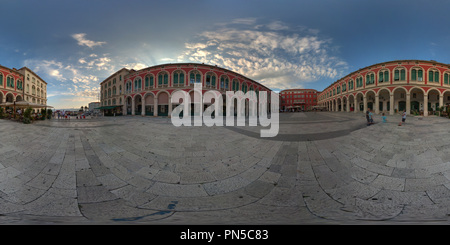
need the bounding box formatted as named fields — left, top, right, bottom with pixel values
left=1, top=0, right=450, bottom=109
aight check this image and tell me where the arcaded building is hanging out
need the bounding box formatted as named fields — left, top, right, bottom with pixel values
left=99, top=63, right=272, bottom=116
left=317, top=60, right=450, bottom=116
left=280, top=88, right=318, bottom=111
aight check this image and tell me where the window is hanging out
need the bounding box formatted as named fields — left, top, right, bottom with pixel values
left=342, top=83, right=346, bottom=92
left=356, top=76, right=363, bottom=88
left=189, top=70, right=201, bottom=84
left=411, top=68, right=423, bottom=81
left=220, top=76, right=229, bottom=90
left=445, top=73, right=450, bottom=85
left=242, top=83, right=248, bottom=93
left=366, top=73, right=375, bottom=85
left=134, top=77, right=142, bottom=91
left=158, top=72, right=169, bottom=86
left=7, top=76, right=14, bottom=88
left=173, top=70, right=184, bottom=86
left=392, top=69, right=404, bottom=81
left=145, top=75, right=154, bottom=89
left=206, top=72, right=216, bottom=88
left=428, top=69, right=439, bottom=83
left=232, top=79, right=239, bottom=91
left=113, top=86, right=116, bottom=95
left=348, top=79, right=353, bottom=90
left=0, top=73, right=2, bottom=86
left=336, top=86, right=340, bottom=94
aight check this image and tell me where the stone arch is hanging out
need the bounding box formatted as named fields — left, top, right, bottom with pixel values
left=157, top=90, right=170, bottom=116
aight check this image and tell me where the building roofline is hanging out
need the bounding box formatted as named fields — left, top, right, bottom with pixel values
left=124, top=62, right=273, bottom=91
left=18, top=66, right=47, bottom=84
left=100, top=68, right=130, bottom=85
left=321, top=59, right=450, bottom=92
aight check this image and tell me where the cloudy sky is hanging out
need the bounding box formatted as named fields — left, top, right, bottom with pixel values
left=1, top=0, right=450, bottom=109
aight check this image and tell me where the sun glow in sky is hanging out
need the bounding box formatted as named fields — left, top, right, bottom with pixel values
left=1, top=0, right=450, bottom=109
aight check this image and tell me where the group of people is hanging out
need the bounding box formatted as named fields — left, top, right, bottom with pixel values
left=365, top=109, right=407, bottom=126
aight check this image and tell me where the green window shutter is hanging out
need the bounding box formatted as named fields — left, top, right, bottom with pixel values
left=174, top=74, right=178, bottom=85
left=196, top=74, right=201, bottom=83
left=445, top=74, right=449, bottom=84
left=400, top=69, right=406, bottom=80
left=435, top=72, right=439, bottom=82
left=158, top=74, right=163, bottom=85
left=395, top=70, right=399, bottom=81
left=212, top=76, right=215, bottom=87
left=411, top=69, right=417, bottom=80
left=145, top=77, right=149, bottom=87
left=418, top=70, right=423, bottom=80
left=384, top=71, right=389, bottom=82
left=164, top=74, right=168, bottom=84
left=429, top=71, right=433, bottom=82
left=371, top=74, right=374, bottom=84
left=190, top=73, right=195, bottom=84
left=150, top=76, right=154, bottom=87
left=0, top=74, right=2, bottom=85
left=379, top=72, right=383, bottom=82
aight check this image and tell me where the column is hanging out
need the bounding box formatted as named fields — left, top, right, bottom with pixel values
left=439, top=93, right=444, bottom=110
left=346, top=98, right=350, bottom=112
left=390, top=94, right=394, bottom=115
left=406, top=93, right=411, bottom=115
left=363, top=95, right=367, bottom=113
left=354, top=97, right=358, bottom=113
left=375, top=95, right=380, bottom=114
left=154, top=97, right=158, bottom=116
left=131, top=96, right=135, bottom=115
left=168, top=94, right=173, bottom=118
left=141, top=95, right=146, bottom=116
left=424, top=93, right=428, bottom=117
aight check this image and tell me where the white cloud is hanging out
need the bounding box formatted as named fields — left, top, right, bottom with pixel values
left=178, top=19, right=348, bottom=90
left=72, top=33, right=106, bottom=49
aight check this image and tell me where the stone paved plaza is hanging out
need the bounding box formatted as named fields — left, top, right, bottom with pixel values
left=1, top=112, right=450, bottom=224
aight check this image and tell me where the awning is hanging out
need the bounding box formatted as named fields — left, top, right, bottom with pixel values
left=95, top=106, right=121, bottom=110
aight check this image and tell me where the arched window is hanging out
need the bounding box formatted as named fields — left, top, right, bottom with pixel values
left=232, top=79, right=239, bottom=91
left=220, top=76, right=229, bottom=90
left=119, top=85, right=122, bottom=94
left=242, top=82, right=248, bottom=93
left=342, top=83, right=346, bottom=92
left=189, top=70, right=201, bottom=84
left=356, top=76, right=363, bottom=88
left=134, top=77, right=142, bottom=91
left=411, top=67, right=423, bottom=81
left=32, top=85, right=36, bottom=95
left=336, top=86, right=341, bottom=94
left=158, top=72, right=169, bottom=87
left=112, top=86, right=116, bottom=95
left=378, top=69, right=389, bottom=83
left=428, top=69, right=439, bottom=83
left=126, top=81, right=132, bottom=93
left=348, top=79, right=354, bottom=90
left=7, top=76, right=14, bottom=88
left=17, top=80, right=23, bottom=90
left=145, top=75, right=154, bottom=89
left=393, top=68, right=406, bottom=81
left=108, top=88, right=111, bottom=97
left=205, top=72, right=216, bottom=88
left=444, top=72, right=450, bottom=85
left=0, top=73, right=3, bottom=86
left=366, top=73, right=375, bottom=85
left=173, top=70, right=184, bottom=86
